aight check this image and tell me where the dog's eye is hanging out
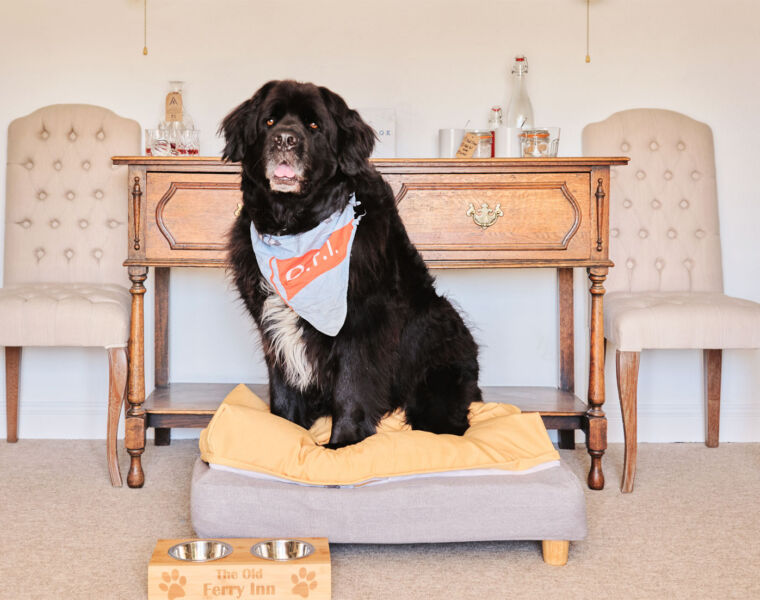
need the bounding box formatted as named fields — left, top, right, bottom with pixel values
left=266, top=118, right=275, bottom=127
left=309, top=122, right=319, bottom=130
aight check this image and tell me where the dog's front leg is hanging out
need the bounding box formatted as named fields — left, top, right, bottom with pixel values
left=268, top=363, right=316, bottom=430
left=327, top=345, right=391, bottom=448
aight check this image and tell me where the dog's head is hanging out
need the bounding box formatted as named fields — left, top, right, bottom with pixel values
left=220, top=80, right=376, bottom=195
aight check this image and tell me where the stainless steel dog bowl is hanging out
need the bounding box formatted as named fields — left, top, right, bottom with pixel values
left=168, top=540, right=233, bottom=562
left=250, top=539, right=314, bottom=561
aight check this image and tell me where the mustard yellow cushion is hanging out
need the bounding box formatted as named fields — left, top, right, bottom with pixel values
left=199, top=384, right=560, bottom=486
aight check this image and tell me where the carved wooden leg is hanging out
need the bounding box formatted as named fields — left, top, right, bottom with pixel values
left=616, top=350, right=640, bottom=493
left=5, top=347, right=21, bottom=443
left=107, top=346, right=128, bottom=487
left=557, top=268, right=575, bottom=450
left=127, top=266, right=148, bottom=488
left=542, top=540, right=569, bottom=566
left=586, top=267, right=608, bottom=490
left=704, top=349, right=722, bottom=448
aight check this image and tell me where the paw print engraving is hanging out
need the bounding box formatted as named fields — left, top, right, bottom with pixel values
left=158, top=569, right=186, bottom=600
left=291, top=567, right=317, bottom=598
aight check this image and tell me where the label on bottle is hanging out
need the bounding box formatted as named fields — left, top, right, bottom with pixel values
left=455, top=132, right=479, bottom=158
left=165, top=92, right=183, bottom=122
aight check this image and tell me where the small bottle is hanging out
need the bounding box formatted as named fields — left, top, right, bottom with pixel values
left=488, top=106, right=503, bottom=157
left=505, top=56, right=534, bottom=130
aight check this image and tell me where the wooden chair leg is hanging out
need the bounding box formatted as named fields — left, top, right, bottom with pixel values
left=542, top=540, right=569, bottom=566
left=704, top=349, right=722, bottom=448
left=107, top=346, right=128, bottom=487
left=616, top=350, right=640, bottom=493
left=5, top=347, right=21, bottom=443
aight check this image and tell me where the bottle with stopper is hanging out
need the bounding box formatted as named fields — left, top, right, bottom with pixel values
left=506, top=55, right=534, bottom=130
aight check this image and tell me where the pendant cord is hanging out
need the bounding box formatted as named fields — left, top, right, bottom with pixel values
left=143, top=0, right=148, bottom=55
left=585, top=0, right=591, bottom=63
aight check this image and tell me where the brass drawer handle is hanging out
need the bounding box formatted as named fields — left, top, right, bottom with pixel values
left=234, top=202, right=243, bottom=218
left=466, top=202, right=503, bottom=230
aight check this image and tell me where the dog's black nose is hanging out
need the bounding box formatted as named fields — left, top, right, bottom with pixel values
left=273, top=131, right=299, bottom=150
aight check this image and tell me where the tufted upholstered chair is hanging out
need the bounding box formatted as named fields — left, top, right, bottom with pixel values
left=583, top=108, right=760, bottom=492
left=1, top=104, right=140, bottom=486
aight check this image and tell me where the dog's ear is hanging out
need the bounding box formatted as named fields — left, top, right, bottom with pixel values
left=318, top=86, right=377, bottom=176
left=219, top=81, right=277, bottom=162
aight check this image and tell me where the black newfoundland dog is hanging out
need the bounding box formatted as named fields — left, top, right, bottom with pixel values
left=222, top=80, right=481, bottom=447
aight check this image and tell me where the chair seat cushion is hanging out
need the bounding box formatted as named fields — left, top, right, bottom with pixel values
left=0, top=282, right=130, bottom=347
left=605, top=291, right=760, bottom=351
left=191, top=458, right=587, bottom=544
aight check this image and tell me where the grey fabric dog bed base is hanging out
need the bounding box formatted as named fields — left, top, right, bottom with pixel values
left=191, top=458, right=586, bottom=544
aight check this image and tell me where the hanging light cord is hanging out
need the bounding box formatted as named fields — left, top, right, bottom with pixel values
left=143, top=0, right=148, bottom=55
left=585, top=0, right=591, bottom=63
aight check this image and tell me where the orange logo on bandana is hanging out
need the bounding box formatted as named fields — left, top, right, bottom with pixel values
left=272, top=221, right=355, bottom=301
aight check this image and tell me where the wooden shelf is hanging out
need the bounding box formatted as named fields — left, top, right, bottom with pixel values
left=143, top=382, right=587, bottom=431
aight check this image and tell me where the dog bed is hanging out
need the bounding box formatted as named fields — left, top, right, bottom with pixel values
left=191, top=385, right=586, bottom=564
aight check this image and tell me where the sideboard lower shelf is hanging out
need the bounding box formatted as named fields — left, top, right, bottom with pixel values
left=143, top=383, right=587, bottom=431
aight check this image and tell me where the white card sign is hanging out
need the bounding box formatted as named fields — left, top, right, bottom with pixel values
left=358, top=108, right=396, bottom=158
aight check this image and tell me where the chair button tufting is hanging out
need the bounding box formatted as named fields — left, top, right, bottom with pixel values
left=68, top=129, right=78, bottom=141
left=64, top=248, right=75, bottom=260
left=695, top=229, right=706, bottom=239
left=92, top=248, right=104, bottom=260
left=50, top=219, right=60, bottom=229
left=679, top=198, right=690, bottom=209
left=82, top=160, right=91, bottom=170
left=667, top=228, right=678, bottom=239
left=664, top=170, right=673, bottom=180
left=107, top=219, right=120, bottom=229
left=636, top=170, right=646, bottom=180
left=34, top=248, right=46, bottom=261
left=25, top=160, right=34, bottom=170
left=639, top=229, right=649, bottom=239
left=17, top=218, right=32, bottom=229
left=40, top=128, right=49, bottom=140
left=94, top=189, right=104, bottom=199
left=655, top=258, right=665, bottom=271
left=623, top=198, right=633, bottom=208
left=621, top=141, right=630, bottom=152
left=649, top=141, right=659, bottom=151
left=683, top=258, right=694, bottom=270
left=677, top=141, right=686, bottom=151
left=651, top=198, right=662, bottom=209
left=79, top=219, right=89, bottom=229
left=691, top=170, right=701, bottom=180
left=96, top=129, right=105, bottom=140
left=611, top=228, right=619, bottom=238
left=66, top=191, right=75, bottom=200
left=53, top=160, right=62, bottom=171
left=626, top=258, right=636, bottom=269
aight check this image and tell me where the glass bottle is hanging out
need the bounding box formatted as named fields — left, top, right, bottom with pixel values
left=488, top=106, right=503, bottom=158
left=505, top=56, right=534, bottom=130
left=161, top=81, right=196, bottom=155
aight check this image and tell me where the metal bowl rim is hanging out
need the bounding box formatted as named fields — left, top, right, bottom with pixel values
left=250, top=539, right=315, bottom=561
left=167, top=539, right=233, bottom=562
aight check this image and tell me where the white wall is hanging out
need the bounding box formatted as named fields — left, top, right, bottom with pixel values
left=1, top=0, right=759, bottom=442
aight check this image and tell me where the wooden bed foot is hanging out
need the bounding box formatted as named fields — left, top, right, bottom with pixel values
left=541, top=540, right=569, bottom=566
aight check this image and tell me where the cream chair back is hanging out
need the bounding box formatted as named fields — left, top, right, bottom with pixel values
left=4, top=104, right=140, bottom=286
left=582, top=108, right=722, bottom=294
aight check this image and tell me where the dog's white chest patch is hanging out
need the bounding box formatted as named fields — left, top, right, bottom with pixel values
left=259, top=282, right=315, bottom=391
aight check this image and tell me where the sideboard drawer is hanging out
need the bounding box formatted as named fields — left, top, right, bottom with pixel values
left=145, top=173, right=241, bottom=261
left=385, top=172, right=593, bottom=265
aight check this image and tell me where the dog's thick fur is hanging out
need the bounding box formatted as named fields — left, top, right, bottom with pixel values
left=222, top=80, right=482, bottom=447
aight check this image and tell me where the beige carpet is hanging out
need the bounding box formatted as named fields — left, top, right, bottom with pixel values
left=1, top=440, right=758, bottom=599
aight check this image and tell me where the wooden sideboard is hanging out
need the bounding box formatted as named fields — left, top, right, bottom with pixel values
left=112, top=156, right=628, bottom=490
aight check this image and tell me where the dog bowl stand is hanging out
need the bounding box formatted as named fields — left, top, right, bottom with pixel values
left=148, top=537, right=331, bottom=599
